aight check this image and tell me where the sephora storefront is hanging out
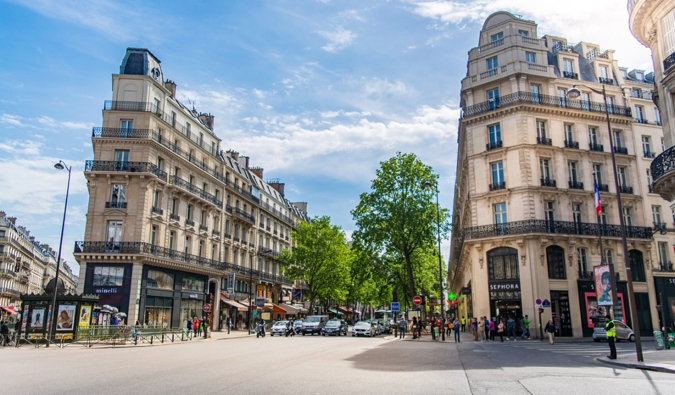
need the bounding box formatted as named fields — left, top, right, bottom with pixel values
left=138, top=265, right=208, bottom=328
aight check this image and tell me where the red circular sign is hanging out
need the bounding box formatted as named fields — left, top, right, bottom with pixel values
left=203, top=303, right=211, bottom=312
left=413, top=296, right=422, bottom=305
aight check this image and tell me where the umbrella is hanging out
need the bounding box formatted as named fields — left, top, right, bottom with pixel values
left=101, top=304, right=114, bottom=313
left=116, top=312, right=127, bottom=318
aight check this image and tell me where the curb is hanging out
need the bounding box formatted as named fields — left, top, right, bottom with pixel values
left=595, top=357, right=675, bottom=374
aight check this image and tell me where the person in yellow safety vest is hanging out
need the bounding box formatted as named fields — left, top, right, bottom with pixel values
left=461, top=316, right=466, bottom=332
left=605, top=314, right=617, bottom=360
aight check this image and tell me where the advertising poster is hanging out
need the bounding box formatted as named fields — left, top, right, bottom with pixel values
left=594, top=265, right=615, bottom=306
left=227, top=273, right=235, bottom=294
left=56, top=304, right=76, bottom=331
left=79, top=305, right=92, bottom=327
left=31, top=308, right=45, bottom=329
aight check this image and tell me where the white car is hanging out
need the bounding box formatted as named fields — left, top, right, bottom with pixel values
left=270, top=321, right=288, bottom=336
left=592, top=320, right=635, bottom=342
left=352, top=321, right=376, bottom=337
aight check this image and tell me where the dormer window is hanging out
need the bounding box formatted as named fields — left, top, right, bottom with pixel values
left=518, top=30, right=528, bottom=37
left=490, top=32, right=503, bottom=42
left=636, top=71, right=644, bottom=80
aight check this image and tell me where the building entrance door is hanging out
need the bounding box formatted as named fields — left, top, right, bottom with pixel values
left=550, top=290, right=572, bottom=337
left=490, top=299, right=522, bottom=321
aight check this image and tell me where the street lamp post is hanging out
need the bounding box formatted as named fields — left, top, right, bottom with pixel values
left=424, top=181, right=445, bottom=341
left=46, top=160, right=72, bottom=348
left=567, top=84, right=644, bottom=362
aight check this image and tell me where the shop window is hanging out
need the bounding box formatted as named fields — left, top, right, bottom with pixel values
left=487, top=247, right=519, bottom=280
left=546, top=245, right=566, bottom=279
left=629, top=250, right=646, bottom=282
left=147, top=269, right=174, bottom=290
left=182, top=275, right=204, bottom=292
left=144, top=296, right=172, bottom=327
left=93, top=266, right=125, bottom=286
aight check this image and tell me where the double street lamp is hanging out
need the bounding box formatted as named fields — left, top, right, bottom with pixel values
left=566, top=84, right=644, bottom=362
left=46, top=160, right=72, bottom=347
left=424, top=181, right=445, bottom=341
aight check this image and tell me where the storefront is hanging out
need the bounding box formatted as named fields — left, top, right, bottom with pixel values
left=82, top=263, right=132, bottom=319
left=654, top=276, right=675, bottom=332
left=487, top=247, right=522, bottom=320
left=138, top=265, right=208, bottom=328
left=577, top=279, right=629, bottom=338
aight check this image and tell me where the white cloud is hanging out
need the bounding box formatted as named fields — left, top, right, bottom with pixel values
left=37, top=116, right=93, bottom=130
left=317, top=29, right=358, bottom=52
left=0, top=113, right=25, bottom=126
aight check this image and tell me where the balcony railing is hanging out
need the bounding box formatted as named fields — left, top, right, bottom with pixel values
left=19, top=275, right=29, bottom=284
left=212, top=230, right=220, bottom=237
left=0, top=287, right=21, bottom=298
left=613, top=146, right=628, bottom=155
left=564, top=140, right=579, bottom=149
left=185, top=219, right=195, bottom=227
left=635, top=117, right=648, bottom=124
left=171, top=175, right=222, bottom=207
left=486, top=141, right=503, bottom=151
left=105, top=201, right=127, bottom=209
left=563, top=71, right=578, bottom=79
left=568, top=181, right=584, bottom=190
left=151, top=206, right=164, bottom=216
left=260, top=202, right=296, bottom=227
left=663, top=52, right=675, bottom=73
left=541, top=178, right=556, bottom=187
left=169, top=213, right=180, bottom=222
left=651, top=146, right=675, bottom=182
left=619, top=185, right=633, bottom=194
left=74, top=241, right=230, bottom=271
left=599, top=77, right=614, bottom=85
left=228, top=183, right=260, bottom=204
left=0, top=269, right=18, bottom=279
left=234, top=207, right=255, bottom=224
left=258, top=246, right=281, bottom=259
left=589, top=143, right=604, bottom=152
left=225, top=205, right=233, bottom=213
left=463, top=91, right=631, bottom=118
left=657, top=262, right=674, bottom=272
left=92, top=127, right=152, bottom=139
left=85, top=161, right=167, bottom=181
left=598, top=183, right=609, bottom=192
left=536, top=136, right=552, bottom=145
left=644, top=151, right=655, bottom=159
left=199, top=225, right=208, bottom=232
left=489, top=182, right=506, bottom=191
left=463, top=219, right=653, bottom=240
left=578, top=270, right=594, bottom=280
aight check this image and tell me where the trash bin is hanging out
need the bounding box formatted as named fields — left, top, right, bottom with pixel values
left=654, top=331, right=665, bottom=350
left=667, top=332, right=675, bottom=349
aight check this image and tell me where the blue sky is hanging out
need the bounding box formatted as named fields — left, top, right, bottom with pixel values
left=0, top=0, right=653, bottom=273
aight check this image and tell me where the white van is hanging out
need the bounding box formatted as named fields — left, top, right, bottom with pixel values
left=302, top=315, right=329, bottom=335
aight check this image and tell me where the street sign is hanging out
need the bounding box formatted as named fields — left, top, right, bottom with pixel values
left=461, top=287, right=471, bottom=295
left=542, top=299, right=551, bottom=308
left=391, top=302, right=400, bottom=311
left=203, top=303, right=211, bottom=312
left=256, top=297, right=265, bottom=308
left=412, top=295, right=423, bottom=305
left=535, top=298, right=543, bottom=308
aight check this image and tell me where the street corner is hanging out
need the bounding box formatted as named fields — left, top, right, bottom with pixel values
left=595, top=356, right=675, bottom=374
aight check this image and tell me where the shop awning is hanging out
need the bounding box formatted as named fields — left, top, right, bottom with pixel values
left=0, top=306, right=18, bottom=315
left=277, top=304, right=299, bottom=315
left=221, top=298, right=247, bottom=312
left=337, top=306, right=352, bottom=314
left=262, top=304, right=287, bottom=315
left=328, top=309, right=344, bottom=316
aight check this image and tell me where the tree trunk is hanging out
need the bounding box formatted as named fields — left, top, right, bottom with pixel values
left=404, top=250, right=416, bottom=302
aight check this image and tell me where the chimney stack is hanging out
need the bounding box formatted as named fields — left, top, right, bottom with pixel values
left=227, top=150, right=239, bottom=161
left=7, top=216, right=16, bottom=225
left=249, top=166, right=264, bottom=179
left=164, top=80, right=177, bottom=98
left=292, top=202, right=308, bottom=215
left=239, top=156, right=250, bottom=169
left=267, top=179, right=285, bottom=197
left=198, top=113, right=215, bottom=130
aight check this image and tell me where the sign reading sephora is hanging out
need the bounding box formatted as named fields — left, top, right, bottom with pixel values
left=489, top=282, right=521, bottom=291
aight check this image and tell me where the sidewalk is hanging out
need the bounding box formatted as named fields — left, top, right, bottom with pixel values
left=596, top=349, right=675, bottom=374
left=210, top=329, right=255, bottom=341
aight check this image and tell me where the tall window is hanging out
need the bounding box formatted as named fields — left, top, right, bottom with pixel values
left=623, top=207, right=632, bottom=227
left=577, top=248, right=588, bottom=273
left=489, top=124, right=501, bottom=145
left=568, top=162, right=579, bottom=183
left=593, top=164, right=603, bottom=185
left=187, top=204, right=193, bottom=221
left=563, top=59, right=574, bottom=73
left=198, top=240, right=203, bottom=257
left=536, top=120, right=547, bottom=139
left=110, top=184, right=126, bottom=203
left=151, top=226, right=157, bottom=246
left=564, top=124, right=574, bottom=143
left=540, top=159, right=551, bottom=180
left=647, top=169, right=654, bottom=190
left=491, top=162, right=504, bottom=186
left=629, top=250, right=646, bottom=282
left=662, top=9, right=675, bottom=58
left=170, top=111, right=176, bottom=127
left=557, top=88, right=567, bottom=107
left=581, top=92, right=591, bottom=111
left=547, top=246, right=566, bottom=280
left=488, top=88, right=499, bottom=109
left=658, top=241, right=670, bottom=267
left=655, top=108, right=662, bottom=125
left=572, top=204, right=582, bottom=224
left=106, top=220, right=123, bottom=251
left=599, top=65, right=609, bottom=79
left=114, top=150, right=129, bottom=166
left=171, top=198, right=178, bottom=215
left=169, top=231, right=175, bottom=250
left=487, top=247, right=519, bottom=281
left=653, top=206, right=663, bottom=226
left=606, top=96, right=615, bottom=113
left=120, top=119, right=133, bottom=132
left=486, top=56, right=498, bottom=70
left=153, top=98, right=160, bottom=113
left=494, top=203, right=507, bottom=224
left=525, top=52, right=536, bottom=63
left=604, top=249, right=613, bottom=265
left=490, top=32, right=503, bottom=41
left=531, top=84, right=541, bottom=104
left=612, top=130, right=623, bottom=148
left=642, top=136, right=652, bottom=156
left=635, top=106, right=645, bottom=122
left=617, top=167, right=628, bottom=187
left=184, top=236, right=190, bottom=254
left=545, top=201, right=555, bottom=223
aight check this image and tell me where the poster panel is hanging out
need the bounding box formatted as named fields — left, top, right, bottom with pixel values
left=79, top=305, right=92, bottom=327
left=594, top=265, right=616, bottom=306
left=31, top=308, right=45, bottom=329
left=56, top=304, right=76, bottom=331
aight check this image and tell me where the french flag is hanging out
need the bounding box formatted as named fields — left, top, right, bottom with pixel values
left=594, top=180, right=602, bottom=216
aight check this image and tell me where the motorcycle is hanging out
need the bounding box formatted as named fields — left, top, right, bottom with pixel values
left=285, top=325, right=295, bottom=337
left=256, top=322, right=266, bottom=338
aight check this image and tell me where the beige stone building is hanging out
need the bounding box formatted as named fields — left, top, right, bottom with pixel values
left=74, top=48, right=309, bottom=330
left=449, top=12, right=675, bottom=339
left=0, top=212, right=78, bottom=310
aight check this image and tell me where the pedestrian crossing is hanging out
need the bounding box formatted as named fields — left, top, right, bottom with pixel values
left=490, top=339, right=657, bottom=358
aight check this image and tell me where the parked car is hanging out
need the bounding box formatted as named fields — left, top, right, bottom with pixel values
left=592, top=320, right=635, bottom=342
left=377, top=319, right=391, bottom=334
left=365, top=319, right=382, bottom=335
left=294, top=320, right=303, bottom=332
left=270, top=321, right=288, bottom=336
left=302, top=315, right=329, bottom=335
left=352, top=321, right=376, bottom=337
left=322, top=319, right=348, bottom=336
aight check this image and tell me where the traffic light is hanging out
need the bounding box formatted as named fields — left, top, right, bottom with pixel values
left=448, top=292, right=456, bottom=301
left=538, top=308, right=544, bottom=314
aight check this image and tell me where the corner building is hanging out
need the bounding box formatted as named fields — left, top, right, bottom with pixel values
left=449, top=12, right=675, bottom=339
left=74, top=48, right=309, bottom=329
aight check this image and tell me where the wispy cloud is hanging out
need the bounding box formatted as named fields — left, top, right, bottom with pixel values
left=317, top=28, right=358, bottom=52
left=1, top=112, right=93, bottom=131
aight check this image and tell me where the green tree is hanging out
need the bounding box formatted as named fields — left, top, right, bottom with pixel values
left=279, top=216, right=351, bottom=313
left=351, top=152, right=449, bottom=303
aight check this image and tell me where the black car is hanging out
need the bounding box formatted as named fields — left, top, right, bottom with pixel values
left=322, top=319, right=348, bottom=336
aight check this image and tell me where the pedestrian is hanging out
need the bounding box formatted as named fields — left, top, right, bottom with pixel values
left=484, top=316, right=490, bottom=341
left=193, top=317, right=200, bottom=336
left=226, top=316, right=232, bottom=334
left=411, top=317, right=418, bottom=340
left=187, top=318, right=192, bottom=336
left=478, top=316, right=485, bottom=341
left=1, top=321, right=10, bottom=346
left=605, top=315, right=617, bottom=359
left=453, top=317, right=461, bottom=342
left=506, top=316, right=516, bottom=341
left=447, top=318, right=453, bottom=337
left=472, top=318, right=479, bottom=341
left=545, top=319, right=556, bottom=345
left=429, top=317, right=436, bottom=340
left=498, top=319, right=505, bottom=342
left=436, top=318, right=443, bottom=340
left=398, top=316, right=407, bottom=339
left=461, top=316, right=466, bottom=332
left=489, top=318, right=496, bottom=341
left=521, top=315, right=531, bottom=340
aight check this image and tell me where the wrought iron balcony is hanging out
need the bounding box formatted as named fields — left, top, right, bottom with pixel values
left=92, top=127, right=152, bottom=139
left=644, top=151, right=655, bottom=159
left=613, top=146, right=628, bottom=155
left=463, top=91, right=631, bottom=118
left=212, top=230, right=220, bottom=238
left=234, top=207, right=255, bottom=223
left=185, top=219, right=195, bottom=228
left=171, top=175, right=222, bottom=207
left=85, top=161, right=167, bottom=181
left=657, top=262, right=674, bottom=272
left=258, top=246, right=281, bottom=259
left=568, top=181, right=584, bottom=190
left=74, top=241, right=232, bottom=271
left=634, top=117, right=648, bottom=124
left=578, top=270, right=594, bottom=280
left=19, top=275, right=29, bottom=284
left=241, top=240, right=248, bottom=246
left=486, top=141, right=503, bottom=151
left=169, top=213, right=180, bottom=222
left=599, top=77, right=614, bottom=85
left=651, top=146, right=675, bottom=183
left=151, top=133, right=226, bottom=185
left=589, top=143, right=604, bottom=152
left=564, top=139, right=579, bottom=149
left=0, top=269, right=17, bottom=279
left=225, top=232, right=232, bottom=239
left=199, top=225, right=208, bottom=233
left=266, top=226, right=271, bottom=232
left=260, top=202, right=296, bottom=226
left=151, top=206, right=163, bottom=216
left=0, top=287, right=21, bottom=298
left=541, top=178, right=556, bottom=187
left=536, top=136, right=552, bottom=145
left=489, top=182, right=506, bottom=191
left=233, top=237, right=240, bottom=243
left=598, top=183, right=609, bottom=192
left=225, top=205, right=233, bottom=213
left=664, top=52, right=675, bottom=73
left=273, top=230, right=278, bottom=235
left=463, top=219, right=653, bottom=240
left=228, top=183, right=260, bottom=204
left=619, top=185, right=633, bottom=194
left=563, top=71, right=578, bottom=79
left=105, top=201, right=127, bottom=209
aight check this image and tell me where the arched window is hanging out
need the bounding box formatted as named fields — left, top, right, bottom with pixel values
left=487, top=247, right=519, bottom=280
left=629, top=250, right=646, bottom=282
left=547, top=245, right=566, bottom=279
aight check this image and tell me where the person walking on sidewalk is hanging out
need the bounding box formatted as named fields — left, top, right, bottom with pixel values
left=398, top=316, right=407, bottom=339
left=489, top=318, right=496, bottom=341
left=498, top=319, right=505, bottom=342
left=521, top=315, right=530, bottom=340
left=226, top=317, right=232, bottom=334
left=472, top=318, right=479, bottom=341
left=506, top=316, right=516, bottom=341
left=461, top=316, right=466, bottom=332
left=411, top=317, right=418, bottom=340
left=453, top=317, right=460, bottom=342
left=478, top=316, right=485, bottom=341
left=545, top=319, right=556, bottom=345
left=605, top=315, right=617, bottom=359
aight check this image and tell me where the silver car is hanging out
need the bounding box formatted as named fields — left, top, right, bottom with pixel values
left=270, top=321, right=288, bottom=336
left=352, top=321, right=376, bottom=337
left=592, top=320, right=635, bottom=342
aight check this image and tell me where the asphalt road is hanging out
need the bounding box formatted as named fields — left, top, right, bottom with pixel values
left=1, top=334, right=673, bottom=394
